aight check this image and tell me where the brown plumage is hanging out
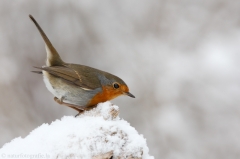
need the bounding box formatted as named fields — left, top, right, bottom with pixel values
left=29, top=15, right=135, bottom=116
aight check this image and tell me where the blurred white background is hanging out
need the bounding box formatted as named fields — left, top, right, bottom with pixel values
left=1, top=1, right=240, bottom=158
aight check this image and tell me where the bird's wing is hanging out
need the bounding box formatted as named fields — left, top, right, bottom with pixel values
left=35, top=65, right=100, bottom=90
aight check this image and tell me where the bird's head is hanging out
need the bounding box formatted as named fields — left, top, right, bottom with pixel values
left=100, top=73, right=135, bottom=100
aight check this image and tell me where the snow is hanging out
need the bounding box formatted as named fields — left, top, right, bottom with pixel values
left=0, top=102, right=154, bottom=159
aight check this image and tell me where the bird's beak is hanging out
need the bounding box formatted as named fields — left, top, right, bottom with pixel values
left=124, top=92, right=135, bottom=98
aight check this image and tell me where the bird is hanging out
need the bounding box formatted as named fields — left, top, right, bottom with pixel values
left=29, top=15, right=135, bottom=116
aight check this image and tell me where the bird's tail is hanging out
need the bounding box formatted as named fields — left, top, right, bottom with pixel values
left=29, top=15, right=64, bottom=66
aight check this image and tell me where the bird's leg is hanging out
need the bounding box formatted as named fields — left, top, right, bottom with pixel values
left=54, top=97, right=85, bottom=110
left=74, top=111, right=83, bottom=117
left=54, top=97, right=85, bottom=117
left=54, top=96, right=64, bottom=104
left=74, top=105, right=97, bottom=117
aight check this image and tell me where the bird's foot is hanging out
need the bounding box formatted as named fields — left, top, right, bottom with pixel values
left=54, top=97, right=86, bottom=117
left=54, top=97, right=63, bottom=104
left=75, top=112, right=84, bottom=117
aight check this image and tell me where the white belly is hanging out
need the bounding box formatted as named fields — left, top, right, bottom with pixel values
left=43, top=71, right=63, bottom=99
left=42, top=71, right=98, bottom=106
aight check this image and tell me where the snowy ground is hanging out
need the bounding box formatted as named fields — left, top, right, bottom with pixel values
left=0, top=102, right=154, bottom=159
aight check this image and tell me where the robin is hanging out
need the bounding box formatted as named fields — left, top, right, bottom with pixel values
left=29, top=15, right=135, bottom=116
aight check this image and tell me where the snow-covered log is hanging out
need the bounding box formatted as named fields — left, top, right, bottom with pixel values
left=0, top=102, right=154, bottom=159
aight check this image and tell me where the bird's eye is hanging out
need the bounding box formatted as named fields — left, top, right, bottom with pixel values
left=113, top=83, right=120, bottom=89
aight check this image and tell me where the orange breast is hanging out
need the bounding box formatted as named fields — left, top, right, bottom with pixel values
left=87, top=86, right=122, bottom=106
